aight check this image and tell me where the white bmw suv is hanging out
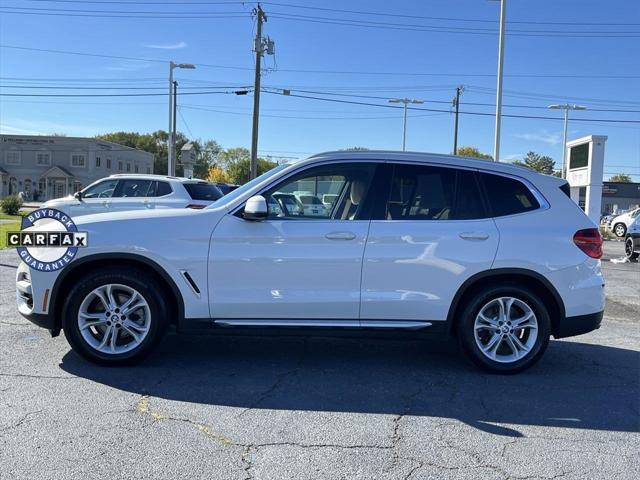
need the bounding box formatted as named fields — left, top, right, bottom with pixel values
left=15, top=151, right=605, bottom=373
left=42, top=174, right=224, bottom=217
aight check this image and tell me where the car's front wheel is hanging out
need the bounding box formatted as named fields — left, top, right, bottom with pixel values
left=458, top=285, right=550, bottom=373
left=625, top=237, right=639, bottom=260
left=614, top=223, right=627, bottom=237
left=62, top=267, right=169, bottom=365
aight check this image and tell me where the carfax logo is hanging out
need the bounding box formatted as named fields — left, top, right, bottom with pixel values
left=7, top=208, right=88, bottom=272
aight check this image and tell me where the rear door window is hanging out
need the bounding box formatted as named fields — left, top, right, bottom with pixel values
left=183, top=183, right=224, bottom=201
left=112, top=179, right=153, bottom=198
left=478, top=172, right=540, bottom=217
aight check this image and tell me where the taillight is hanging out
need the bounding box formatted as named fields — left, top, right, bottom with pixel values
left=573, top=228, right=603, bottom=259
left=186, top=204, right=206, bottom=209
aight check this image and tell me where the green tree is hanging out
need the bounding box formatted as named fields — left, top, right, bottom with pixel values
left=512, top=151, right=556, bottom=175
left=219, top=148, right=278, bottom=184
left=608, top=173, right=632, bottom=183
left=456, top=146, right=493, bottom=160
left=192, top=139, right=222, bottom=179
left=95, top=130, right=190, bottom=175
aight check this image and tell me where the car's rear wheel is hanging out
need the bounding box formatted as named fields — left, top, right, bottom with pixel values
left=62, top=267, right=168, bottom=365
left=614, top=223, right=627, bottom=237
left=625, top=237, right=639, bottom=260
left=458, top=285, right=550, bottom=373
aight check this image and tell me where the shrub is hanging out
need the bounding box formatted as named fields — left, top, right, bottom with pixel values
left=1, top=195, right=23, bottom=216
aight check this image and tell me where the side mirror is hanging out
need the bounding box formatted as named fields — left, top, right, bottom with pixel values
left=242, top=195, right=268, bottom=221
left=74, top=191, right=84, bottom=202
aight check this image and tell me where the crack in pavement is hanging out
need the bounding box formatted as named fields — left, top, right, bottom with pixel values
left=0, top=409, right=42, bottom=433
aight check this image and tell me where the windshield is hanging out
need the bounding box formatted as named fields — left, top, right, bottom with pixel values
left=208, top=164, right=290, bottom=208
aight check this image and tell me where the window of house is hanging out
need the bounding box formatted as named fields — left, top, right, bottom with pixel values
left=5, top=151, right=21, bottom=165
left=73, top=182, right=83, bottom=193
left=106, top=158, right=112, bottom=169
left=118, top=161, right=123, bottom=171
left=147, top=167, right=151, bottom=174
left=126, top=163, right=131, bottom=172
left=71, top=153, right=86, bottom=167
left=96, top=156, right=101, bottom=167
left=478, top=172, right=540, bottom=217
left=135, top=165, right=139, bottom=173
left=36, top=151, right=51, bottom=166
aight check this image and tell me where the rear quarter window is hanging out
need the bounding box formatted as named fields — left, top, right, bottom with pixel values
left=479, top=172, right=540, bottom=217
left=183, top=183, right=224, bottom=201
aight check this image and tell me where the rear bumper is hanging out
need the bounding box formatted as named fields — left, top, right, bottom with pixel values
left=554, top=310, right=603, bottom=339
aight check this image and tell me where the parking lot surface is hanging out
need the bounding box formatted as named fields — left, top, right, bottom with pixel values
left=1, top=243, right=638, bottom=480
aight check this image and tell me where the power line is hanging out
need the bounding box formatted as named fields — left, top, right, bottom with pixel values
left=2, top=45, right=638, bottom=79
left=268, top=13, right=640, bottom=38
left=0, top=90, right=249, bottom=97
left=15, top=0, right=640, bottom=26
left=260, top=89, right=640, bottom=124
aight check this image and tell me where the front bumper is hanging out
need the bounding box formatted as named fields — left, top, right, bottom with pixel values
left=554, top=310, right=603, bottom=339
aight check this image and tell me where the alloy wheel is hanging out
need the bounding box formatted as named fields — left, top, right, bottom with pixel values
left=473, top=297, right=539, bottom=364
left=77, top=283, right=151, bottom=355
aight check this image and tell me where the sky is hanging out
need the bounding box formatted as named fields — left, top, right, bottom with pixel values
left=0, top=0, right=639, bottom=180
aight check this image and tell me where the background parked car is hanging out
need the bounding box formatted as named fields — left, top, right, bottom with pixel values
left=43, top=174, right=224, bottom=216
left=293, top=191, right=330, bottom=216
left=625, top=217, right=640, bottom=260
left=214, top=183, right=240, bottom=196
left=608, top=207, right=640, bottom=237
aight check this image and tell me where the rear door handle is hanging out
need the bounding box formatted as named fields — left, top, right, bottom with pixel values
left=459, top=232, right=489, bottom=241
left=325, top=231, right=356, bottom=240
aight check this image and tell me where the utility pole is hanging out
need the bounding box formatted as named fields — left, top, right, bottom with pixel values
left=453, top=85, right=464, bottom=155
left=250, top=4, right=267, bottom=180
left=167, top=61, right=195, bottom=175
left=172, top=80, right=178, bottom=173
left=548, top=104, right=587, bottom=178
left=492, top=0, right=507, bottom=162
left=388, top=98, right=424, bottom=151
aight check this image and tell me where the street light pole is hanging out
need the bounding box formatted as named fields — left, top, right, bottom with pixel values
left=167, top=61, right=196, bottom=176
left=493, top=0, right=507, bottom=162
left=389, top=98, right=424, bottom=151
left=548, top=104, right=587, bottom=178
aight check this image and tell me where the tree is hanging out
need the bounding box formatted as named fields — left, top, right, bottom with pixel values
left=456, top=146, right=493, bottom=160
left=207, top=165, right=231, bottom=183
left=193, top=139, right=222, bottom=179
left=216, top=147, right=277, bottom=184
left=512, top=151, right=556, bottom=175
left=95, top=130, right=192, bottom=175
left=608, top=173, right=632, bottom=183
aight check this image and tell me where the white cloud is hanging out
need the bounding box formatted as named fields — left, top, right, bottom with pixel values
left=143, top=41, right=187, bottom=50
left=513, top=130, right=561, bottom=146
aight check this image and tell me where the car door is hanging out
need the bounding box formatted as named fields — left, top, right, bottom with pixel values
left=108, top=179, right=154, bottom=212
left=209, top=162, right=378, bottom=320
left=360, top=163, right=499, bottom=323
left=72, top=178, right=120, bottom=216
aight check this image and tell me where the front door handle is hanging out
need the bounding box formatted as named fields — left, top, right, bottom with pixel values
left=459, top=232, right=489, bottom=241
left=325, top=231, right=356, bottom=241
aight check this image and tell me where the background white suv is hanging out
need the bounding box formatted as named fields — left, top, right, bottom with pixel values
left=16, top=151, right=605, bottom=373
left=609, top=207, right=640, bottom=237
left=43, top=174, right=224, bottom=216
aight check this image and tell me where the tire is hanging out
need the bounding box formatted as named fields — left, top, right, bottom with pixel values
left=62, top=266, right=169, bottom=366
left=457, top=284, right=551, bottom=374
left=625, top=237, right=639, bottom=260
left=613, top=223, right=627, bottom=237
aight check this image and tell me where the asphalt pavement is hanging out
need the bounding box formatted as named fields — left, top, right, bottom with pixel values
left=0, top=243, right=638, bottom=480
